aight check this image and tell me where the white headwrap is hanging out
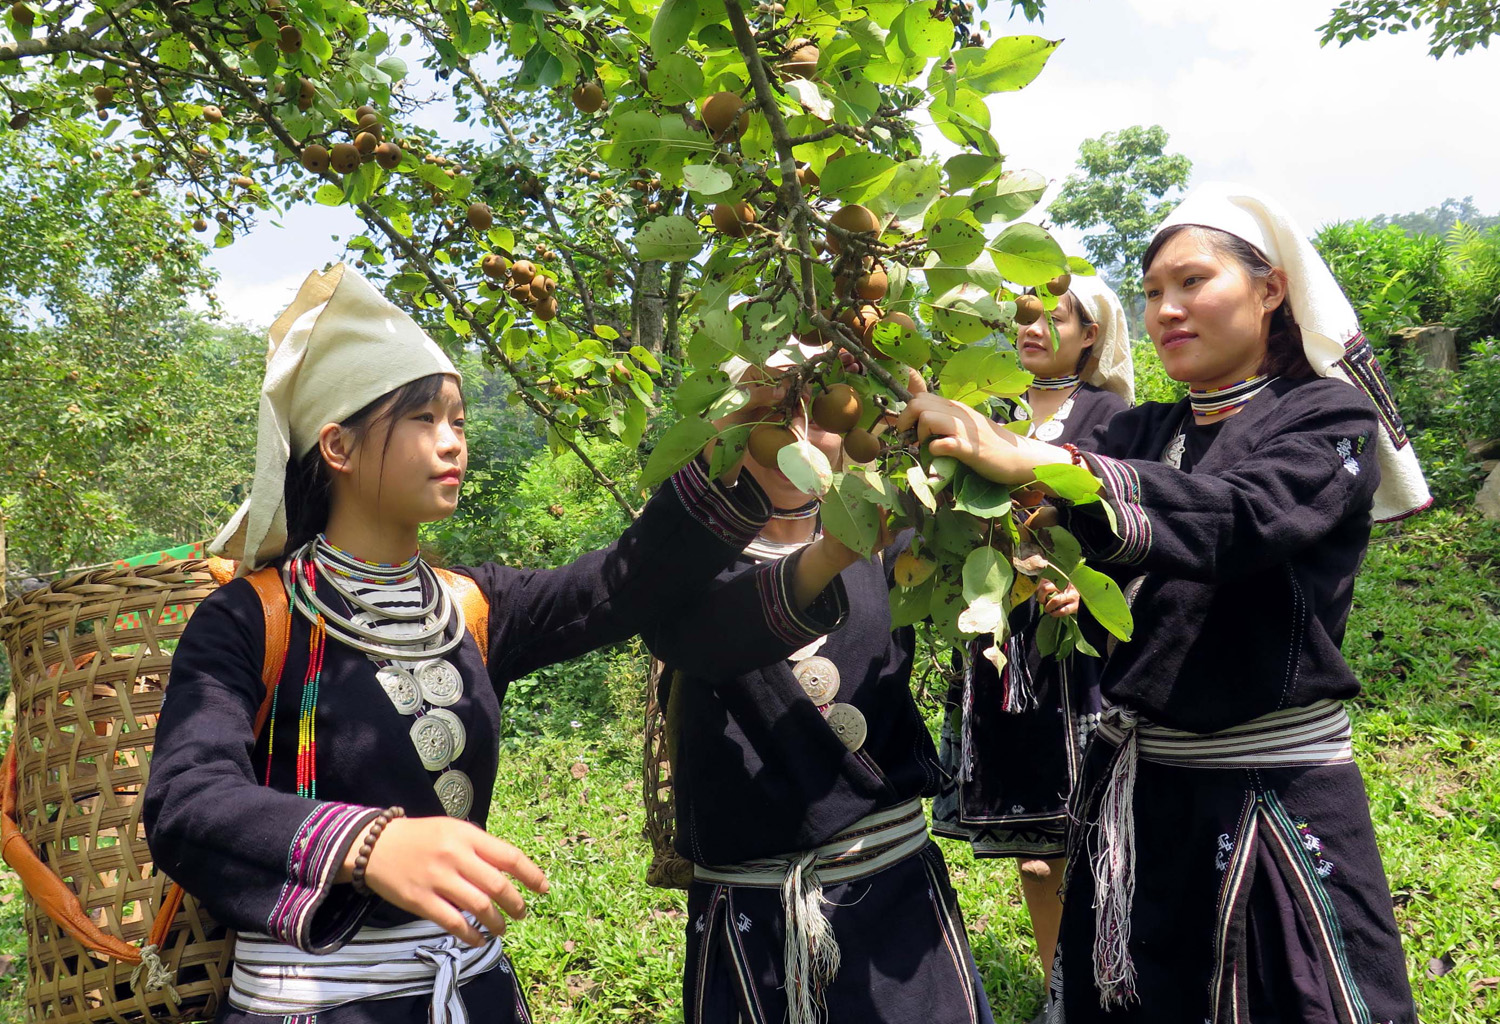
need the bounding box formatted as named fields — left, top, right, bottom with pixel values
left=211, top=263, right=461, bottom=572
left=1155, top=183, right=1431, bottom=522
left=1069, top=275, right=1134, bottom=405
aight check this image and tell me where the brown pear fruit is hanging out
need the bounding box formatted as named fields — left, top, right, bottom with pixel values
left=509, top=283, right=534, bottom=304
left=748, top=423, right=796, bottom=469
left=10, top=2, right=33, bottom=26
left=297, top=78, right=316, bottom=111
left=843, top=427, right=883, bottom=464
left=701, top=92, right=745, bottom=139
left=779, top=39, right=819, bottom=79
left=93, top=86, right=115, bottom=106
left=8, top=111, right=30, bottom=130
left=533, top=295, right=559, bottom=321
left=510, top=260, right=537, bottom=285
left=192, top=218, right=209, bottom=232
left=838, top=303, right=882, bottom=343
left=538, top=275, right=557, bottom=296
left=827, top=204, right=879, bottom=254
left=202, top=104, right=222, bottom=123
left=711, top=201, right=756, bottom=238
left=355, top=104, right=377, bottom=122
left=300, top=143, right=330, bottom=173
left=482, top=254, right=509, bottom=279
left=329, top=142, right=360, bottom=174
left=466, top=202, right=493, bottom=232
left=278, top=25, right=302, bottom=53
left=856, top=267, right=888, bottom=301
left=570, top=82, right=604, bottom=113
left=1013, top=294, right=1044, bottom=325
left=1045, top=273, right=1072, bottom=296
left=811, top=383, right=862, bottom=433
left=354, top=131, right=378, bottom=155
left=796, top=165, right=819, bottom=189
left=374, top=141, right=402, bottom=169
left=885, top=311, right=918, bottom=334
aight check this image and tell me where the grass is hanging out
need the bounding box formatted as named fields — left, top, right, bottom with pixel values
left=0, top=508, right=1496, bottom=1022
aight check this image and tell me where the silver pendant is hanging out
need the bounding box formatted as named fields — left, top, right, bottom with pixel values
left=410, top=715, right=455, bottom=771
left=377, top=666, right=423, bottom=716
left=434, top=769, right=474, bottom=819
left=1163, top=432, right=1186, bottom=469
left=427, top=706, right=466, bottom=761
left=792, top=656, right=840, bottom=705
left=415, top=658, right=463, bottom=707
left=824, top=702, right=868, bottom=752
left=1035, top=420, right=1064, bottom=442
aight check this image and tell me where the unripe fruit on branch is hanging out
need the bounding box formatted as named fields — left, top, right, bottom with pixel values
left=509, top=283, right=534, bottom=304
left=300, top=144, right=330, bottom=173
left=811, top=383, right=862, bottom=433
left=827, top=205, right=879, bottom=254
left=354, top=131, right=378, bottom=155
left=374, top=141, right=402, bottom=169
left=796, top=165, right=819, bottom=189
left=481, top=254, right=509, bottom=279
left=570, top=82, right=604, bottom=113
left=533, top=296, right=559, bottom=321
left=278, top=25, right=302, bottom=53
left=701, top=92, right=748, bottom=141
left=1014, top=294, right=1044, bottom=325
left=748, top=423, right=796, bottom=469
left=843, top=428, right=882, bottom=464
left=93, top=86, right=115, bottom=106
left=711, top=201, right=756, bottom=238
left=202, top=104, right=222, bottom=123
left=466, top=202, right=492, bottom=231
left=297, top=78, right=316, bottom=111
left=193, top=218, right=209, bottom=232
left=510, top=260, right=537, bottom=285
left=838, top=303, right=882, bottom=344
left=1045, top=273, right=1071, bottom=296
left=355, top=104, right=377, bottom=122
left=10, top=2, right=33, bottom=26
left=856, top=267, right=888, bottom=301
left=329, top=142, right=359, bottom=174
left=779, top=39, right=819, bottom=79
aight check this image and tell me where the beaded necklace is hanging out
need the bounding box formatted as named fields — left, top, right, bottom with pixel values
left=1030, top=374, right=1081, bottom=391
left=1188, top=374, right=1277, bottom=418
left=771, top=499, right=820, bottom=521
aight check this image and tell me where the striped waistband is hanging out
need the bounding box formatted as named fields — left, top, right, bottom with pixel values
left=1094, top=699, right=1354, bottom=769
left=693, top=798, right=930, bottom=888
left=229, top=917, right=507, bottom=1021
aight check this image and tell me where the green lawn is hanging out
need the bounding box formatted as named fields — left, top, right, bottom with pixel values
left=1, top=508, right=1496, bottom=1022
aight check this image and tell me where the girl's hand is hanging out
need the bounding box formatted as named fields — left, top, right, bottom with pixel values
left=1036, top=579, right=1080, bottom=618
left=342, top=815, right=549, bottom=947
left=894, top=393, right=1070, bottom=485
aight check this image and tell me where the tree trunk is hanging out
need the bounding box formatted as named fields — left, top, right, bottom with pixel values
left=633, top=260, right=665, bottom=356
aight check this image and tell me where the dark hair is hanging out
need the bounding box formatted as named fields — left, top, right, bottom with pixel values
left=283, top=373, right=457, bottom=555
left=1141, top=224, right=1314, bottom=380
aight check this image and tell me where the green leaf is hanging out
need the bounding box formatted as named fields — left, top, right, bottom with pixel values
left=891, top=2, right=953, bottom=58
left=641, top=415, right=716, bottom=489
left=633, top=215, right=705, bottom=261
left=990, top=223, right=1069, bottom=287
left=620, top=398, right=648, bottom=448
left=954, top=472, right=1012, bottom=518
left=938, top=345, right=1030, bottom=405
left=675, top=368, right=736, bottom=416
left=870, top=317, right=930, bottom=367
left=738, top=294, right=796, bottom=361
left=889, top=573, right=934, bottom=628
left=927, top=218, right=986, bottom=266
left=784, top=79, right=833, bottom=121
left=158, top=35, right=194, bottom=70
left=650, top=0, right=698, bottom=58
left=628, top=344, right=660, bottom=371
left=708, top=422, right=756, bottom=478
left=1072, top=563, right=1133, bottom=641
left=819, top=151, right=898, bottom=204
left=1033, top=462, right=1101, bottom=502
left=975, top=169, right=1047, bottom=221
left=1045, top=525, right=1083, bottom=573
left=906, top=465, right=936, bottom=511
left=647, top=52, right=703, bottom=105
left=778, top=439, right=833, bottom=497
left=949, top=36, right=1060, bottom=93
left=314, top=183, right=345, bottom=206
left=682, top=163, right=733, bottom=197
left=962, top=545, right=1014, bottom=605
left=944, top=154, right=1002, bottom=191
left=822, top=473, right=881, bottom=557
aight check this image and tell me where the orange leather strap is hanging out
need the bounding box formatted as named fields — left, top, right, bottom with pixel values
left=434, top=568, right=490, bottom=664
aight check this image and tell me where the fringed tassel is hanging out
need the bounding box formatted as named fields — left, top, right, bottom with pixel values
left=1091, top=712, right=1140, bottom=1009
left=1000, top=632, right=1035, bottom=714
left=956, top=645, right=977, bottom=783
left=130, top=944, right=182, bottom=1007
left=781, top=851, right=841, bottom=1024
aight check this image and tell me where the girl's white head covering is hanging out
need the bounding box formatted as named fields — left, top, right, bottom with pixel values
left=1068, top=274, right=1134, bottom=405
left=1155, top=182, right=1431, bottom=522
left=210, top=263, right=461, bottom=573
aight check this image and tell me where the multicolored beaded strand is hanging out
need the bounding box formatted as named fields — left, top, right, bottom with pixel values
left=1188, top=374, right=1277, bottom=418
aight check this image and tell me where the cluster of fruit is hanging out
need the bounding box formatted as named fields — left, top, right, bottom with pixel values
left=481, top=254, right=559, bottom=322
left=747, top=382, right=884, bottom=471
left=1013, top=273, right=1074, bottom=325
left=298, top=104, right=402, bottom=176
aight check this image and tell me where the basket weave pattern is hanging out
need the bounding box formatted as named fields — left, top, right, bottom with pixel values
left=0, top=560, right=231, bottom=1024
left=641, top=661, right=691, bottom=890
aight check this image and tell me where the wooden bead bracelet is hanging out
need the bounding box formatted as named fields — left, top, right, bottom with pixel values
left=1061, top=443, right=1086, bottom=466
left=351, top=806, right=406, bottom=896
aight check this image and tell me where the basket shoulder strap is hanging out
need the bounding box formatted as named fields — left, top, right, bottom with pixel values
left=243, top=566, right=289, bottom=737
left=433, top=568, right=490, bottom=665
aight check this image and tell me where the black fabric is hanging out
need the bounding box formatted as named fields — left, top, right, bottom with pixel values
left=144, top=472, right=769, bottom=1023
left=645, top=533, right=946, bottom=867
left=1065, top=377, right=1381, bottom=733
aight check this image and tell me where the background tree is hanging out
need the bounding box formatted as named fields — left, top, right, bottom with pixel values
left=1319, top=0, right=1500, bottom=58
left=1048, top=124, right=1192, bottom=311
left=1373, top=196, right=1500, bottom=236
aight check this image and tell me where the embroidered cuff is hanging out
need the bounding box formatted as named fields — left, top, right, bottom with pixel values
left=266, top=802, right=383, bottom=953
left=753, top=551, right=849, bottom=647
left=670, top=456, right=773, bottom=548
left=1067, top=453, right=1151, bottom=567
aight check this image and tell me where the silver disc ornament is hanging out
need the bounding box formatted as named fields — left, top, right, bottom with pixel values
left=792, top=656, right=841, bottom=705
left=426, top=706, right=467, bottom=762
left=410, top=714, right=455, bottom=771
left=377, top=666, right=423, bottom=716
left=434, top=769, right=475, bottom=819
left=824, top=702, right=868, bottom=752
left=415, top=658, right=463, bottom=708
left=1034, top=420, right=1065, bottom=442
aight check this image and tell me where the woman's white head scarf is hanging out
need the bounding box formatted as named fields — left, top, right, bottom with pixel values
left=1155, top=182, right=1431, bottom=522
left=1068, top=274, right=1134, bottom=405
left=211, top=263, right=461, bottom=573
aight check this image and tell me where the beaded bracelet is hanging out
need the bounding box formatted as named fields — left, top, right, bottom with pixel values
left=1061, top=443, right=1085, bottom=467
left=351, top=806, right=406, bottom=896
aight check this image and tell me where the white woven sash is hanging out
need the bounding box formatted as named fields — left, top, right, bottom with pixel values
left=229, top=917, right=508, bottom=1022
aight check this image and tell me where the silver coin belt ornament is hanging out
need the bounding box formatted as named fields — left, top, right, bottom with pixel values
left=791, top=654, right=867, bottom=753
left=298, top=537, right=475, bottom=820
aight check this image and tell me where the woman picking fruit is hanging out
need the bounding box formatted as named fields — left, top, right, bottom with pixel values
left=898, top=183, right=1426, bottom=1024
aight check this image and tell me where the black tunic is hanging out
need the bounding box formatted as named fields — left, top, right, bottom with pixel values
left=1050, top=377, right=1416, bottom=1023
left=933, top=383, right=1128, bottom=859
left=644, top=538, right=993, bottom=1024
left=143, top=460, right=772, bottom=1024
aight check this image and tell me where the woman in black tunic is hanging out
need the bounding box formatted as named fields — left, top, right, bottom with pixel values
left=933, top=275, right=1132, bottom=995
left=143, top=264, right=808, bottom=1023
left=899, top=183, right=1427, bottom=1023
left=644, top=357, right=996, bottom=1024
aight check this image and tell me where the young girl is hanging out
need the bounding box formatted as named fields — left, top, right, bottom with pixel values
left=932, top=275, right=1133, bottom=998
left=644, top=351, right=996, bottom=1024
left=143, top=263, right=831, bottom=1023
left=900, top=184, right=1426, bottom=1023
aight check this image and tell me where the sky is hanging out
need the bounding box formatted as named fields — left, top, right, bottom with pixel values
left=204, top=0, right=1500, bottom=329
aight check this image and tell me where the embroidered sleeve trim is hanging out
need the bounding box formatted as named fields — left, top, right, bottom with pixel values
left=266, top=802, right=383, bottom=951
left=670, top=456, right=772, bottom=547
left=753, top=554, right=849, bottom=646
left=1079, top=452, right=1151, bottom=566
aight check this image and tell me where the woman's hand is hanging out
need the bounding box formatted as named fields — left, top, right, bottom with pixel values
left=894, top=393, right=1070, bottom=485
left=341, top=815, right=549, bottom=947
left=1036, top=579, right=1080, bottom=618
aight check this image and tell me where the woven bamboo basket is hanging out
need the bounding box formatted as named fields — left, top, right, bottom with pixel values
left=641, top=660, right=691, bottom=890
left=0, top=559, right=233, bottom=1024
